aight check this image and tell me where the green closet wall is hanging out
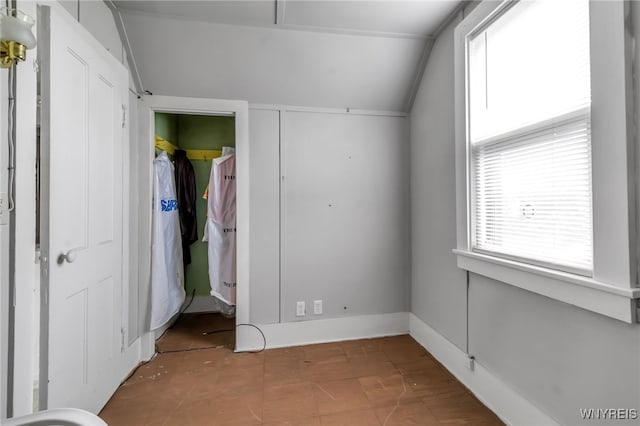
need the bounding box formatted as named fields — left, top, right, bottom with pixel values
left=154, top=113, right=236, bottom=296
left=155, top=112, right=178, bottom=144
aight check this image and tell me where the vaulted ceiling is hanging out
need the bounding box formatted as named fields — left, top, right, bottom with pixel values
left=115, top=0, right=459, bottom=37
left=114, top=0, right=462, bottom=111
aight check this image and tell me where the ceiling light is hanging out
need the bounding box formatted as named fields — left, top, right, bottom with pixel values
left=0, top=8, right=36, bottom=68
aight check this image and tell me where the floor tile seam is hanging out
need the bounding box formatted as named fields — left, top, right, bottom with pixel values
left=372, top=404, right=444, bottom=426
left=317, top=406, right=384, bottom=425
left=344, top=353, right=392, bottom=363
left=309, top=376, right=364, bottom=385
left=360, top=392, right=425, bottom=411
left=262, top=383, right=317, bottom=398
left=308, top=380, right=331, bottom=420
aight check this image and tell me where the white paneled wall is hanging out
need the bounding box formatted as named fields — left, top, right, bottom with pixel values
left=248, top=108, right=281, bottom=324
left=282, top=111, right=410, bottom=322
left=248, top=107, right=410, bottom=324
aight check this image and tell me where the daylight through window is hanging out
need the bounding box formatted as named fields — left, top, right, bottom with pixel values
left=467, top=0, right=592, bottom=274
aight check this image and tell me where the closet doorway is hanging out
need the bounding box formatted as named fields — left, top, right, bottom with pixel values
left=136, top=96, right=251, bottom=359
left=153, top=112, right=236, bottom=318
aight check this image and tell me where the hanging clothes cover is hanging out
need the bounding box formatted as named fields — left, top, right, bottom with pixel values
left=173, top=149, right=198, bottom=265
left=203, top=152, right=236, bottom=306
left=150, top=151, right=185, bottom=330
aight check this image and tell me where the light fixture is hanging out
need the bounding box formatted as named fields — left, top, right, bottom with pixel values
left=0, top=7, right=36, bottom=68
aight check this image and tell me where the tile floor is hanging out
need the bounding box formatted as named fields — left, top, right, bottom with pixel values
left=99, top=313, right=503, bottom=426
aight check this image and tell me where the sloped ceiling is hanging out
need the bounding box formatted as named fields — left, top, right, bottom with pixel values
left=115, top=0, right=461, bottom=111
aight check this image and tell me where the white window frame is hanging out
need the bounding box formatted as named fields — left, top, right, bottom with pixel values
left=454, top=0, right=640, bottom=323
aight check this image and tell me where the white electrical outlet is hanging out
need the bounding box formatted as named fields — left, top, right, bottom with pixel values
left=313, top=300, right=323, bottom=315
left=296, top=301, right=305, bottom=317
left=0, top=193, right=8, bottom=225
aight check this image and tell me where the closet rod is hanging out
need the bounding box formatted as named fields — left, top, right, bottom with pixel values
left=154, top=135, right=223, bottom=161
left=186, top=149, right=222, bottom=161
left=155, top=135, right=178, bottom=155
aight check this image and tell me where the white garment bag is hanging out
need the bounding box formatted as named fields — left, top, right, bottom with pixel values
left=203, top=152, right=236, bottom=306
left=150, top=151, right=185, bottom=330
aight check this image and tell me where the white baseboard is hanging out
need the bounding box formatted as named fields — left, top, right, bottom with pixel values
left=409, top=314, right=558, bottom=426
left=235, top=312, right=409, bottom=351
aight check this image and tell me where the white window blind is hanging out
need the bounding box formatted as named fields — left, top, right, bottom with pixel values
left=468, top=0, right=593, bottom=274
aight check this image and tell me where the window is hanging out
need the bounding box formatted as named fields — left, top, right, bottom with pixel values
left=467, top=0, right=592, bottom=275
left=454, top=1, right=639, bottom=323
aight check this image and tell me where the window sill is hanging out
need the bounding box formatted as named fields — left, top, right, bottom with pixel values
left=453, top=249, right=640, bottom=323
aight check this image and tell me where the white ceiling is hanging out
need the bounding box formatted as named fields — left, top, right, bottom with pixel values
left=114, top=0, right=461, bottom=38
left=115, top=0, right=464, bottom=111
left=282, top=1, right=459, bottom=36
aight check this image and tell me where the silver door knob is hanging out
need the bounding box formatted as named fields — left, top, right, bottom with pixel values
left=57, top=249, right=78, bottom=265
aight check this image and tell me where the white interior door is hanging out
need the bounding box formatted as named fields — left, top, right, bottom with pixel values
left=39, top=5, right=129, bottom=413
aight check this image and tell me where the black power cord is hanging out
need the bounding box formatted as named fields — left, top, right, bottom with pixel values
left=169, top=288, right=196, bottom=329
left=155, top=344, right=225, bottom=354
left=152, top=309, right=267, bottom=355
left=118, top=318, right=267, bottom=387
left=202, top=323, right=267, bottom=354
left=235, top=323, right=267, bottom=353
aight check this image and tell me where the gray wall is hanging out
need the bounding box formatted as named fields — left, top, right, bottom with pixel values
left=409, top=13, right=467, bottom=351
left=469, top=275, right=640, bottom=425
left=127, top=90, right=140, bottom=345
left=409, top=5, right=640, bottom=425
left=249, top=108, right=410, bottom=324
left=248, top=109, right=281, bottom=324
left=282, top=111, right=410, bottom=322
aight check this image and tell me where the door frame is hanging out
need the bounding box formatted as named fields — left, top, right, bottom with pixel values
left=10, top=0, right=39, bottom=416
left=137, top=95, right=251, bottom=358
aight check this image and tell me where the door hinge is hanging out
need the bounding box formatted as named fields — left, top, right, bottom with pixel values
left=121, top=104, right=126, bottom=128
